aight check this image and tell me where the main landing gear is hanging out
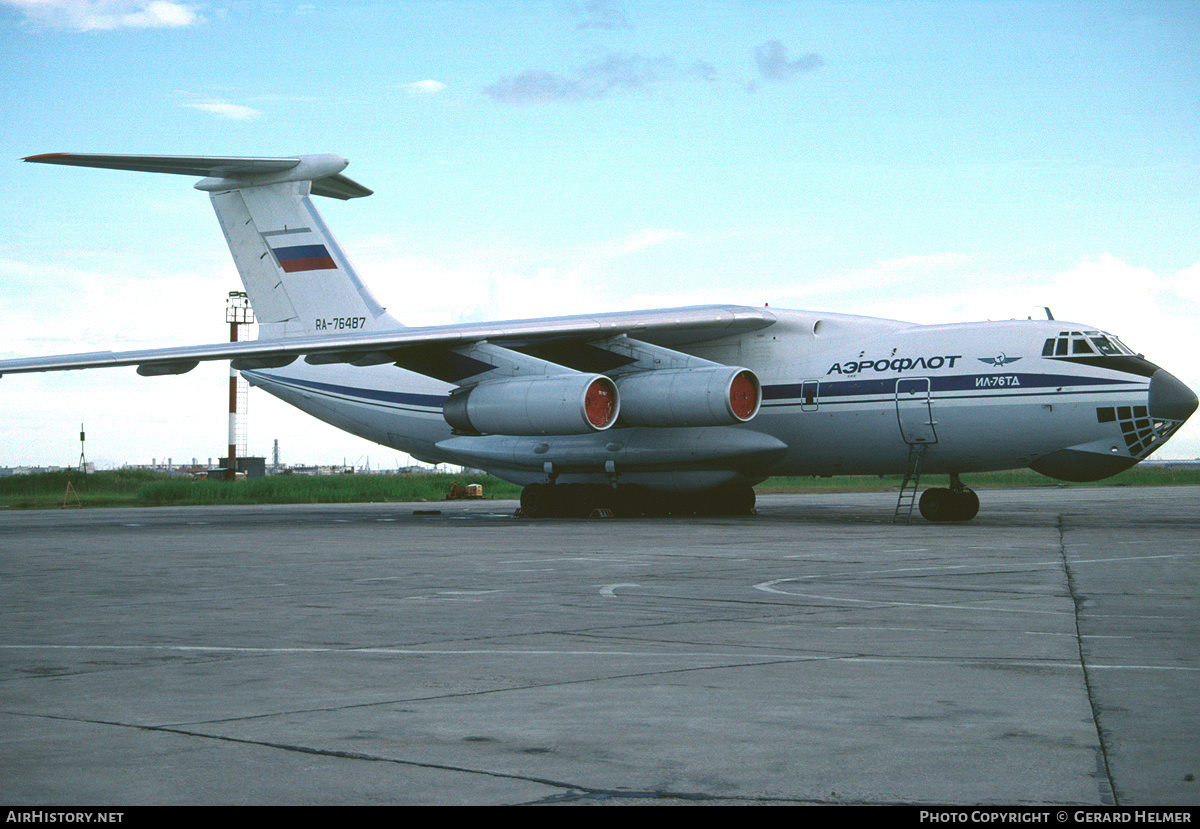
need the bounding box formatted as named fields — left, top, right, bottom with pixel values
left=519, top=482, right=756, bottom=518
left=918, top=474, right=979, bottom=523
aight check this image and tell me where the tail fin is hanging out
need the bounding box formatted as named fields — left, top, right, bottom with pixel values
left=24, top=153, right=398, bottom=339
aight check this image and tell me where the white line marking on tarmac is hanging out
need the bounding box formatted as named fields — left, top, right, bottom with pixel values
left=600, top=583, right=640, bottom=597
left=2, top=644, right=1195, bottom=671
left=1069, top=552, right=1197, bottom=565
left=754, top=580, right=1066, bottom=616
left=758, top=551, right=1196, bottom=586
left=500, top=557, right=635, bottom=564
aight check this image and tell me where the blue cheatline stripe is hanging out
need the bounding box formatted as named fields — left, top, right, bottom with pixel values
left=762, top=372, right=1140, bottom=401
left=245, top=369, right=1143, bottom=414
left=243, top=371, right=448, bottom=410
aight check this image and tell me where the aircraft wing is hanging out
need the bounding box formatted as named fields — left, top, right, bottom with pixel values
left=0, top=305, right=777, bottom=379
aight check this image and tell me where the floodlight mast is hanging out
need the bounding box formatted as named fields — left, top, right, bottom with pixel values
left=225, top=292, right=254, bottom=481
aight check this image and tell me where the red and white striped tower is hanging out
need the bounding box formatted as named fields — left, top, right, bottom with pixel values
left=225, top=291, right=253, bottom=481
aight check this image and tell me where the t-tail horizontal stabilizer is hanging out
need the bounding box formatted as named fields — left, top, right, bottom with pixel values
left=24, top=152, right=394, bottom=339
left=22, top=153, right=372, bottom=199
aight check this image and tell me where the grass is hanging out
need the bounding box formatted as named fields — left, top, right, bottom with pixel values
left=137, top=472, right=525, bottom=506
left=0, top=468, right=167, bottom=509
left=0, top=465, right=1196, bottom=510
left=0, top=470, right=523, bottom=510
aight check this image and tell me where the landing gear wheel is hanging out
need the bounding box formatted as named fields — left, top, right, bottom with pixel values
left=520, top=483, right=556, bottom=518
left=955, top=487, right=979, bottom=521
left=521, top=483, right=616, bottom=518
left=569, top=484, right=613, bottom=517
left=697, top=483, right=755, bottom=515
left=522, top=483, right=757, bottom=519
left=610, top=485, right=640, bottom=518
left=919, top=487, right=979, bottom=522
left=918, top=487, right=955, bottom=522
left=726, top=483, right=756, bottom=515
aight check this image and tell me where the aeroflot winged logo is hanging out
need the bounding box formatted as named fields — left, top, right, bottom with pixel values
left=978, top=353, right=1022, bottom=367
left=271, top=243, right=337, bottom=273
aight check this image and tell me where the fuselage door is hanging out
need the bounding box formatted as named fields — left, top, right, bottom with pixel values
left=896, top=377, right=937, bottom=444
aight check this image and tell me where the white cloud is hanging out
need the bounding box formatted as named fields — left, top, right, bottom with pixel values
left=0, top=254, right=225, bottom=356
left=2, top=1, right=202, bottom=31
left=841, top=253, right=1168, bottom=332
left=873, top=252, right=974, bottom=272
left=181, top=99, right=263, bottom=121
left=484, top=54, right=672, bottom=106
left=574, top=0, right=631, bottom=31
left=765, top=252, right=977, bottom=312
left=354, top=254, right=597, bottom=328
left=399, top=80, right=446, bottom=95
left=602, top=228, right=680, bottom=258
left=1167, top=260, right=1200, bottom=304
left=753, top=41, right=824, bottom=83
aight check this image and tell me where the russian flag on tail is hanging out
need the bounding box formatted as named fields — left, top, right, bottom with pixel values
left=272, top=243, right=337, bottom=272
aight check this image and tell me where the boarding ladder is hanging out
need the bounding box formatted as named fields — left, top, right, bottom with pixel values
left=893, top=443, right=928, bottom=524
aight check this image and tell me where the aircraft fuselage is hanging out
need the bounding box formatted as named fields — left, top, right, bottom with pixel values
left=242, top=309, right=1193, bottom=494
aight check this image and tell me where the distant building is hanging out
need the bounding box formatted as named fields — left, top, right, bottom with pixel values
left=0, top=465, right=86, bottom=476
left=218, top=457, right=267, bottom=479
left=283, top=465, right=355, bottom=476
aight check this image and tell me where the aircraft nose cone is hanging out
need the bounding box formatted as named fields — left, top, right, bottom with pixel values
left=1149, top=369, right=1198, bottom=422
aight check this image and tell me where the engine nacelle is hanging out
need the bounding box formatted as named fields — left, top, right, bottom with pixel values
left=616, top=367, right=761, bottom=427
left=443, top=374, right=619, bottom=436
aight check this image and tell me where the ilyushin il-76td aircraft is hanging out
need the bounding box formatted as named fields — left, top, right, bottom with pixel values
left=4, top=153, right=1196, bottom=521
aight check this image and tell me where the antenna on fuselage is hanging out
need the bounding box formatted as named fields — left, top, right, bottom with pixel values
left=1044, top=307, right=1055, bottom=320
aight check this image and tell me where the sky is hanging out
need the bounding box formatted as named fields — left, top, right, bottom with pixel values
left=1, top=0, right=1198, bottom=470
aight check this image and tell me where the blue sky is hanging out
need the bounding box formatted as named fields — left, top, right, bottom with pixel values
left=1, top=0, right=1198, bottom=469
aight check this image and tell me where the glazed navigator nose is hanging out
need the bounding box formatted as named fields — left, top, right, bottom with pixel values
left=1149, top=369, right=1199, bottom=423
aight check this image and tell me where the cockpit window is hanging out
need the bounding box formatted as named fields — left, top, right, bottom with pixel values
left=1044, top=330, right=1135, bottom=358
left=1111, top=336, right=1136, bottom=355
